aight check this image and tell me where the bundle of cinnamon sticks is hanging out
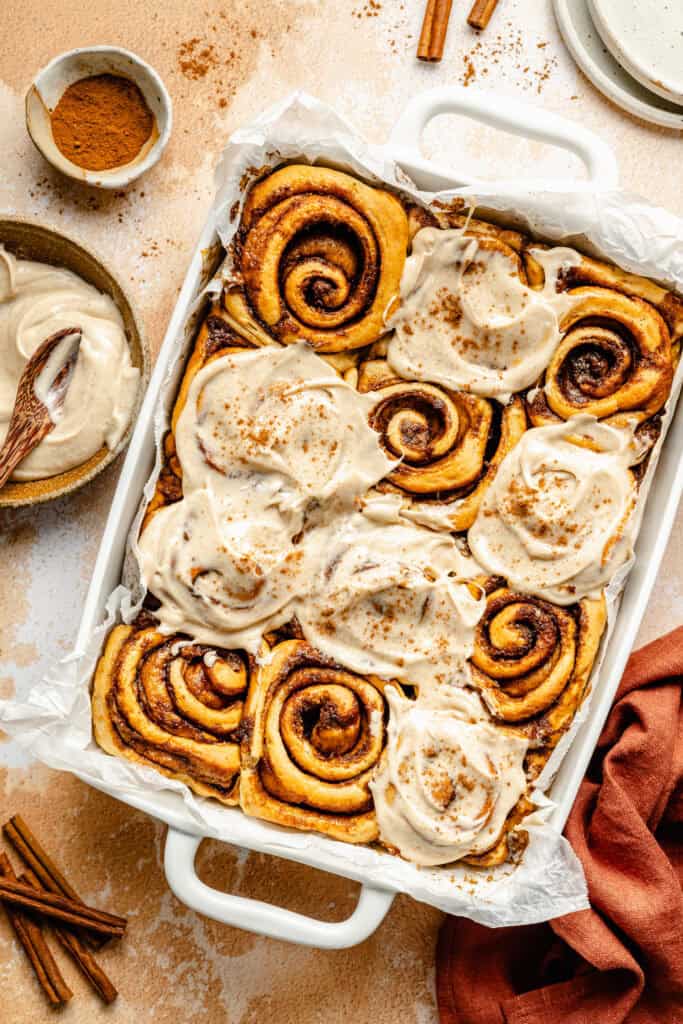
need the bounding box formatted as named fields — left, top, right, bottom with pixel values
left=0, top=815, right=125, bottom=1007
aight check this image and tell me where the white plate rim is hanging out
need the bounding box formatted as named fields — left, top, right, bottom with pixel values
left=553, top=0, right=683, bottom=131
left=588, top=0, right=683, bottom=105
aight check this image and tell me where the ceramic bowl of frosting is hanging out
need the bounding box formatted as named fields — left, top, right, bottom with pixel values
left=25, top=46, right=172, bottom=189
left=0, top=218, right=148, bottom=507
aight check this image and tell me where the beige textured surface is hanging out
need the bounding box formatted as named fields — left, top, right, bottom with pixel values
left=2, top=1, right=682, bottom=1020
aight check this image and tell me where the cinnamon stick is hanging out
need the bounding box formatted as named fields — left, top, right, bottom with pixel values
left=20, top=869, right=118, bottom=1005
left=0, top=853, right=72, bottom=1007
left=467, top=0, right=500, bottom=30
left=4, top=815, right=105, bottom=949
left=417, top=0, right=453, bottom=61
left=0, top=877, right=127, bottom=938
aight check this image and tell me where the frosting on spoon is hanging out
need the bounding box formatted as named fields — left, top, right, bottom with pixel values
left=0, top=247, right=138, bottom=480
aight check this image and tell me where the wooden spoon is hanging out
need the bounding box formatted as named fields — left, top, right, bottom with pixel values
left=0, top=327, right=82, bottom=490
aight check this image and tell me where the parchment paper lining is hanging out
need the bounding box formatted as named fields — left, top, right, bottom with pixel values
left=4, top=92, right=683, bottom=926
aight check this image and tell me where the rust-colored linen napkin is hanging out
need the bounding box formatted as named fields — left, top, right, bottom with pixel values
left=437, top=626, right=683, bottom=1024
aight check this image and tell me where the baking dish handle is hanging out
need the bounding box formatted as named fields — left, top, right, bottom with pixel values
left=387, top=85, right=619, bottom=191
left=164, top=827, right=395, bottom=949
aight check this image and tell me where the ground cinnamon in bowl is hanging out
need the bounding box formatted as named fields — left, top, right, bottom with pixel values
left=50, top=74, right=155, bottom=172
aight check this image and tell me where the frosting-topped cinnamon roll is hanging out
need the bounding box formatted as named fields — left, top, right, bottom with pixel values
left=387, top=228, right=580, bottom=401
left=136, top=491, right=306, bottom=651
left=468, top=416, right=637, bottom=604
left=173, top=342, right=394, bottom=512
left=295, top=511, right=484, bottom=689
left=370, top=687, right=528, bottom=865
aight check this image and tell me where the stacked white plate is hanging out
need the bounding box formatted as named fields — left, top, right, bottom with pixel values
left=554, top=0, right=683, bottom=129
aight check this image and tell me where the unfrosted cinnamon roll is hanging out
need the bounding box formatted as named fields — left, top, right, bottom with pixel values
left=527, top=287, right=674, bottom=434
left=358, top=357, right=527, bottom=530
left=470, top=580, right=607, bottom=751
left=92, top=623, right=248, bottom=803
left=240, top=639, right=391, bottom=842
left=225, top=164, right=409, bottom=352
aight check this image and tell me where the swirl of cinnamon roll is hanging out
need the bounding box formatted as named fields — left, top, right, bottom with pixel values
left=527, top=287, right=674, bottom=432
left=470, top=581, right=606, bottom=748
left=239, top=639, right=390, bottom=842
left=370, top=687, right=528, bottom=865
left=92, top=624, right=249, bottom=803
left=359, top=358, right=527, bottom=530
left=226, top=165, right=409, bottom=353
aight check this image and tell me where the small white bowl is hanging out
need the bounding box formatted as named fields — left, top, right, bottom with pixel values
left=26, top=46, right=172, bottom=189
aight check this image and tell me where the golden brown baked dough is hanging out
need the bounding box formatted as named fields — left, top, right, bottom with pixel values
left=92, top=623, right=248, bottom=803
left=358, top=356, right=527, bottom=530
left=240, top=638, right=391, bottom=843
left=470, top=579, right=607, bottom=751
left=526, top=253, right=679, bottom=438
left=225, top=164, right=409, bottom=353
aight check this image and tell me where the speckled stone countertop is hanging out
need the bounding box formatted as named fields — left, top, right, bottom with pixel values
left=2, top=1, right=682, bottom=1020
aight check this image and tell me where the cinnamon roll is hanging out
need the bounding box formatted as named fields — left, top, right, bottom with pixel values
left=387, top=228, right=580, bottom=401
left=370, top=687, right=528, bottom=865
left=358, top=357, right=527, bottom=530
left=225, top=164, right=409, bottom=352
left=240, top=638, right=391, bottom=842
left=527, top=286, right=674, bottom=434
left=470, top=580, right=607, bottom=751
left=92, top=623, right=248, bottom=803
left=295, top=511, right=484, bottom=690
left=469, top=416, right=637, bottom=605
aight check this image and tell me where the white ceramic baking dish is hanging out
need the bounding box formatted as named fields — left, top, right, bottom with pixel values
left=72, top=87, right=683, bottom=948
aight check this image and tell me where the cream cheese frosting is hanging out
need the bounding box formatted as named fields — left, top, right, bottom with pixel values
left=370, top=686, right=528, bottom=865
left=387, top=228, right=580, bottom=402
left=468, top=415, right=637, bottom=604
left=0, top=247, right=139, bottom=480
left=295, top=511, right=485, bottom=689
left=137, top=344, right=398, bottom=651
left=135, top=490, right=307, bottom=650
left=174, top=342, right=395, bottom=520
